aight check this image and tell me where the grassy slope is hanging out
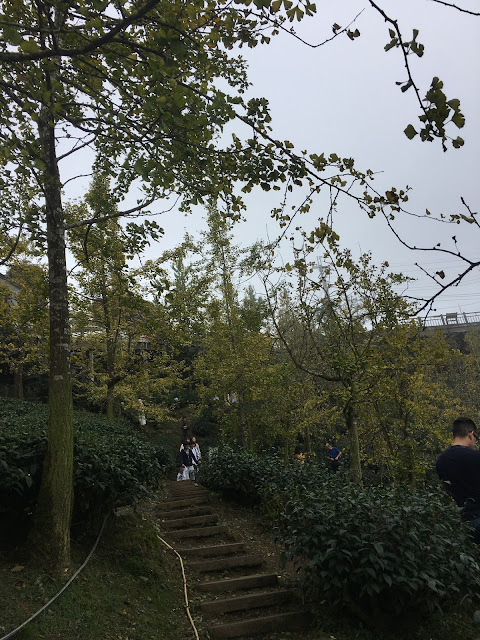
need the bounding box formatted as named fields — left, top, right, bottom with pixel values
left=0, top=398, right=191, bottom=640
left=0, top=508, right=191, bottom=640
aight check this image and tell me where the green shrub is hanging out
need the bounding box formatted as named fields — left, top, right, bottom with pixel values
left=199, top=445, right=332, bottom=503
left=0, top=399, right=170, bottom=534
left=278, top=481, right=480, bottom=628
left=199, top=445, right=480, bottom=629
left=198, top=447, right=266, bottom=504
left=199, top=445, right=334, bottom=509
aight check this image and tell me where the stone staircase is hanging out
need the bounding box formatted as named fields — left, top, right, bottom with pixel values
left=157, top=480, right=309, bottom=639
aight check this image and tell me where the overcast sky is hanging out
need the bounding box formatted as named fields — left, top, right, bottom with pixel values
left=64, top=0, right=480, bottom=318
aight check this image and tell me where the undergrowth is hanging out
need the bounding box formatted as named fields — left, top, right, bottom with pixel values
left=0, top=507, right=191, bottom=640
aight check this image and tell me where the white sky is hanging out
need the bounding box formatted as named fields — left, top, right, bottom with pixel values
left=63, top=0, right=480, bottom=317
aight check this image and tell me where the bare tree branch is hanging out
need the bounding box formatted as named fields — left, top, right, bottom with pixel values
left=368, top=0, right=432, bottom=138
left=62, top=173, right=93, bottom=188
left=380, top=206, right=480, bottom=313
left=0, top=223, right=24, bottom=267
left=428, top=0, right=480, bottom=16
left=65, top=194, right=180, bottom=230
left=253, top=8, right=365, bottom=49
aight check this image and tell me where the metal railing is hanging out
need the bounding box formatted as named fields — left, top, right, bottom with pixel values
left=422, top=311, right=480, bottom=328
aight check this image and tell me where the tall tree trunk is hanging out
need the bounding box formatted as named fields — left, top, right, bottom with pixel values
left=304, top=427, right=311, bottom=454
left=30, top=105, right=73, bottom=572
left=345, top=403, right=362, bottom=486
left=106, top=381, right=115, bottom=422
left=101, top=279, right=116, bottom=422
left=237, top=391, right=249, bottom=450
left=88, top=350, right=95, bottom=382
left=400, top=413, right=416, bottom=488
left=14, top=362, right=24, bottom=401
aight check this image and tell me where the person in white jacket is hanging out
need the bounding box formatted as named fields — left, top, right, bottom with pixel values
left=191, top=436, right=201, bottom=465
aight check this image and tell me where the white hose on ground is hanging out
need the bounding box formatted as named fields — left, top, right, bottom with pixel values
left=156, top=534, right=200, bottom=640
left=0, top=515, right=108, bottom=640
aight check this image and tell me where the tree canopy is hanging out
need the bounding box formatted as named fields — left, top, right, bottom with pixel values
left=0, top=0, right=477, bottom=570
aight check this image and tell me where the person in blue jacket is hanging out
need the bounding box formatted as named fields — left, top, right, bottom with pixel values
left=326, top=442, right=342, bottom=473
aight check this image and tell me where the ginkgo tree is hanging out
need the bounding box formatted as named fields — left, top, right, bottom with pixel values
left=0, top=0, right=473, bottom=570
left=0, top=258, right=49, bottom=399
left=68, top=172, right=182, bottom=424
left=263, top=246, right=415, bottom=485
left=358, top=323, right=465, bottom=485
left=0, top=0, right=328, bottom=570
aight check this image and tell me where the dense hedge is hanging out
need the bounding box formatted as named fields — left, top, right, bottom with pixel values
left=199, top=447, right=480, bottom=629
left=0, top=399, right=170, bottom=534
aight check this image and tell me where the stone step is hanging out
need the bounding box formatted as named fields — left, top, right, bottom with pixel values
left=168, top=525, right=229, bottom=539
left=168, top=491, right=210, bottom=500
left=168, top=481, right=208, bottom=491
left=189, top=554, right=263, bottom=573
left=157, top=506, right=212, bottom=520
left=197, top=573, right=279, bottom=594
left=208, top=610, right=308, bottom=638
left=161, top=514, right=219, bottom=530
left=178, top=543, right=246, bottom=558
left=200, top=589, right=296, bottom=615
left=167, top=493, right=210, bottom=502
left=159, top=496, right=209, bottom=510
left=168, top=488, right=210, bottom=495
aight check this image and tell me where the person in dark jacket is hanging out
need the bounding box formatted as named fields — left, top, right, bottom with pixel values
left=326, top=442, right=341, bottom=473
left=181, top=415, right=190, bottom=438
left=180, top=442, right=197, bottom=484
left=436, top=417, right=480, bottom=540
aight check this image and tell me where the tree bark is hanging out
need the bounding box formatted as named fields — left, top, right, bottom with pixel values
left=14, top=362, right=24, bottom=401
left=106, top=381, right=115, bottom=422
left=304, top=427, right=311, bottom=454
left=29, top=103, right=74, bottom=572
left=101, top=279, right=116, bottom=422
left=345, top=403, right=363, bottom=486
left=236, top=390, right=249, bottom=450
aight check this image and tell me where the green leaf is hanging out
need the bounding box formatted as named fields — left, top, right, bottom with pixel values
left=447, top=98, right=461, bottom=110
left=19, top=39, right=41, bottom=53
left=452, top=136, right=464, bottom=149
left=451, top=111, right=465, bottom=128
left=404, top=124, right=417, bottom=140
left=384, top=39, right=398, bottom=52
left=3, top=26, right=23, bottom=45
left=286, top=6, right=296, bottom=20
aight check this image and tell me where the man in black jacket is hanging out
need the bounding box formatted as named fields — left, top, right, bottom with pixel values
left=436, top=417, right=480, bottom=540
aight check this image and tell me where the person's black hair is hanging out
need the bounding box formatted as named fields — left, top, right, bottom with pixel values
left=452, top=417, right=477, bottom=439
left=294, top=444, right=303, bottom=455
